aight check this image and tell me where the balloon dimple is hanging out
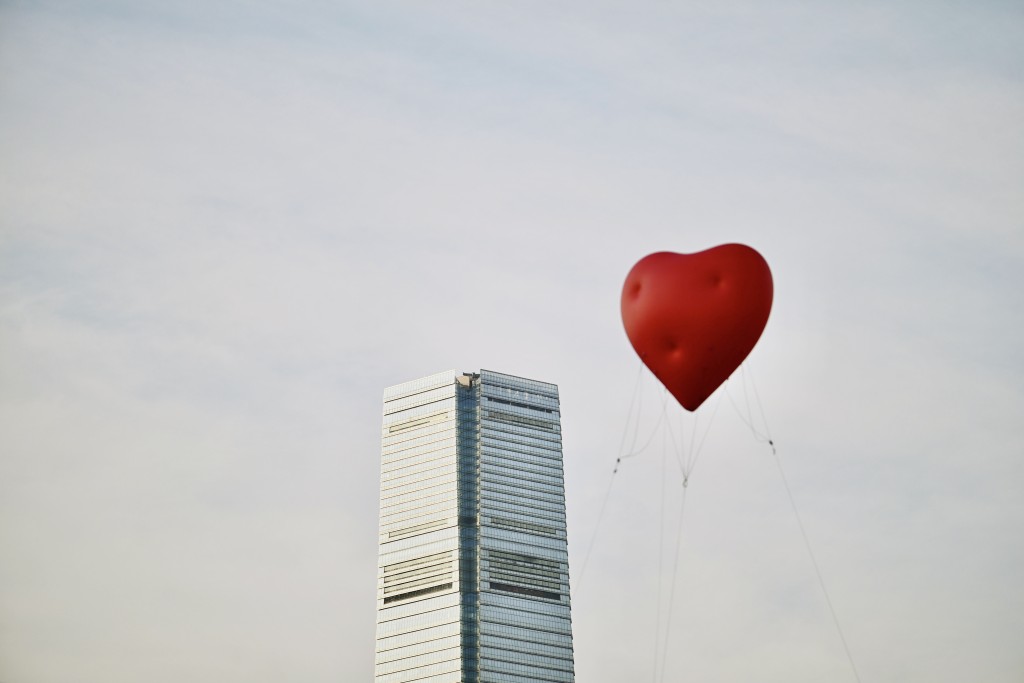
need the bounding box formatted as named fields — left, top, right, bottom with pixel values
left=630, top=281, right=642, bottom=299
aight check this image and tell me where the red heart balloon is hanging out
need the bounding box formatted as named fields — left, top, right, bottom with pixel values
left=621, top=244, right=773, bottom=411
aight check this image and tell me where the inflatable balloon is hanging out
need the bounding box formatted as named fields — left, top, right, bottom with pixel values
left=621, top=244, right=773, bottom=411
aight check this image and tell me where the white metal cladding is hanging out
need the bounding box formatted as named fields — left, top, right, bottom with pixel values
left=374, top=369, right=574, bottom=683
left=375, top=372, right=462, bottom=683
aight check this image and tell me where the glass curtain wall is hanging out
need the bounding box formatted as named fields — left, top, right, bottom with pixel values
left=476, top=370, right=575, bottom=683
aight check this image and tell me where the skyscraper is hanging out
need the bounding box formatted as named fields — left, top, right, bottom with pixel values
left=374, top=369, right=575, bottom=683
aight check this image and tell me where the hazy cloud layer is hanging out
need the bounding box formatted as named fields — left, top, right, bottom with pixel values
left=1, top=2, right=1022, bottom=681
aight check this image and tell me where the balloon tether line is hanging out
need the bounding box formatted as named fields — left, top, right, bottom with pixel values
left=652, top=411, right=669, bottom=683
left=617, top=391, right=670, bottom=469
left=658, top=481, right=689, bottom=683
left=575, top=362, right=643, bottom=594
left=735, top=364, right=863, bottom=683
left=771, top=446, right=862, bottom=683
left=653, top=392, right=720, bottom=682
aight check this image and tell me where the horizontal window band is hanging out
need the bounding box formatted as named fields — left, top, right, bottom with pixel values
left=478, top=480, right=564, bottom=501
left=383, top=420, right=455, bottom=441
left=479, top=497, right=565, bottom=517
left=480, top=477, right=564, bottom=497
left=481, top=387, right=559, bottom=405
left=383, top=435, right=456, bottom=459
left=482, top=422, right=562, bottom=444
left=384, top=561, right=453, bottom=583
left=480, top=502, right=565, bottom=523
left=486, top=549, right=562, bottom=568
left=480, top=454, right=563, bottom=474
left=375, top=635, right=461, bottom=666
left=486, top=555, right=564, bottom=574
left=487, top=574, right=562, bottom=592
left=383, top=423, right=456, bottom=445
left=381, top=484, right=458, bottom=507
left=489, top=582, right=562, bottom=602
left=382, top=468, right=456, bottom=489
left=382, top=445, right=456, bottom=469
left=381, top=512, right=450, bottom=531
left=478, top=640, right=573, bottom=661
left=489, top=517, right=560, bottom=537
left=380, top=500, right=457, bottom=524
left=479, top=455, right=563, bottom=474
left=478, top=616, right=573, bottom=638
left=378, top=542, right=460, bottom=570
left=375, top=616, right=460, bottom=646
left=482, top=550, right=568, bottom=569
left=478, top=607, right=572, bottom=628
left=385, top=417, right=446, bottom=438
left=383, top=573, right=454, bottom=594
left=374, top=656, right=461, bottom=683
left=486, top=571, right=563, bottom=589
left=479, top=372, right=558, bottom=396
left=383, top=582, right=454, bottom=604
left=480, top=456, right=563, bottom=476
left=483, top=397, right=555, bottom=414
left=478, top=658, right=575, bottom=681
left=481, top=432, right=563, bottom=453
left=481, top=483, right=565, bottom=503
left=376, top=595, right=460, bottom=627
left=382, top=448, right=457, bottom=470
left=484, top=528, right=566, bottom=542
left=480, top=499, right=565, bottom=518
left=383, top=396, right=453, bottom=418
left=480, top=433, right=562, bottom=451
left=483, top=573, right=564, bottom=588
left=382, top=386, right=455, bottom=415
left=483, top=411, right=560, bottom=432
left=382, top=442, right=457, bottom=465
left=478, top=648, right=575, bottom=670
left=477, top=634, right=574, bottom=659
left=386, top=410, right=450, bottom=433
left=481, top=433, right=562, bottom=452
left=480, top=474, right=565, bottom=497
left=484, top=512, right=566, bottom=529
left=383, top=564, right=454, bottom=586
left=381, top=454, right=457, bottom=477
left=380, top=473, right=457, bottom=498
left=383, top=575, right=455, bottom=596
left=383, top=376, right=456, bottom=402
left=382, top=559, right=452, bottom=579
left=486, top=564, right=563, bottom=581
left=383, top=551, right=453, bottom=574
left=480, top=485, right=565, bottom=506
left=479, top=450, right=564, bottom=470
left=485, top=560, right=565, bottom=576
left=479, top=386, right=558, bottom=401
left=478, top=622, right=573, bottom=646
left=376, top=621, right=462, bottom=653
left=387, top=519, right=449, bottom=540
left=480, top=447, right=562, bottom=464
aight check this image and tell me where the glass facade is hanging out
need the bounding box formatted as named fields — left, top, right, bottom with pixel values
left=375, top=370, right=575, bottom=683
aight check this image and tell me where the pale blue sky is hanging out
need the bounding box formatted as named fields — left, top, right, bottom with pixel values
left=1, top=2, right=1022, bottom=682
